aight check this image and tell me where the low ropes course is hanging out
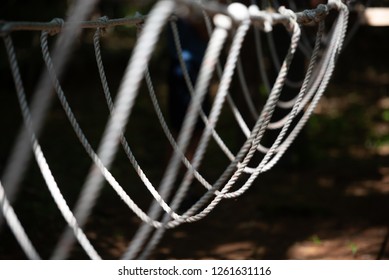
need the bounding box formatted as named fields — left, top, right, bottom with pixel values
left=0, top=0, right=349, bottom=259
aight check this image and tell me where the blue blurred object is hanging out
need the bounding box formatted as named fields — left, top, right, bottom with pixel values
left=167, top=18, right=209, bottom=132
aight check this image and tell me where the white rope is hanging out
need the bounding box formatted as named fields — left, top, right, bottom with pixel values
left=169, top=18, right=236, bottom=162
left=122, top=11, right=233, bottom=260
left=0, top=0, right=99, bottom=231
left=187, top=6, right=301, bottom=204
left=0, top=180, right=40, bottom=259
left=52, top=1, right=180, bottom=259
left=0, top=0, right=349, bottom=259
left=41, top=26, right=184, bottom=222
left=3, top=34, right=101, bottom=260
left=138, top=6, right=253, bottom=258
left=119, top=6, right=300, bottom=238
left=157, top=2, right=321, bottom=200
left=262, top=1, right=349, bottom=172
left=201, top=5, right=296, bottom=159
left=39, top=27, right=180, bottom=259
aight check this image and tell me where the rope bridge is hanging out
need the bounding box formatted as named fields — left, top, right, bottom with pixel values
left=0, top=0, right=349, bottom=259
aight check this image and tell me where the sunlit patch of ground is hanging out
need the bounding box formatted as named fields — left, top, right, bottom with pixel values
left=287, top=227, right=387, bottom=260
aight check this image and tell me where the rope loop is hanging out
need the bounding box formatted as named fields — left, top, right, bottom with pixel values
left=134, top=12, right=144, bottom=31
left=213, top=14, right=232, bottom=31
left=97, top=16, right=109, bottom=34
left=0, top=20, right=9, bottom=37
left=328, top=0, right=343, bottom=10
left=278, top=6, right=297, bottom=31
left=48, top=18, right=64, bottom=36
left=227, top=2, right=250, bottom=22
left=248, top=5, right=273, bottom=32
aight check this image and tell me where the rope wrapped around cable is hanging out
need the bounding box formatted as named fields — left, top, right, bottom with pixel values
left=0, top=0, right=349, bottom=259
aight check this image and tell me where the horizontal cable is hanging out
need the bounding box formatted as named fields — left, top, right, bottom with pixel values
left=0, top=0, right=346, bottom=35
left=0, top=15, right=146, bottom=35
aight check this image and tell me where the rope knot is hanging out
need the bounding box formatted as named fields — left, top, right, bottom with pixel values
left=299, top=4, right=329, bottom=25
left=134, top=12, right=144, bottom=31
left=0, top=20, right=8, bottom=36
left=97, top=16, right=109, bottom=33
left=48, top=18, right=64, bottom=36
left=213, top=14, right=232, bottom=31
left=227, top=2, right=250, bottom=22
left=248, top=5, right=273, bottom=32
left=278, top=6, right=296, bottom=31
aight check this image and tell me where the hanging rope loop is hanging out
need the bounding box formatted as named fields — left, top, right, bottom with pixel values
left=47, top=18, right=64, bottom=36
left=328, top=0, right=343, bottom=10
left=278, top=6, right=297, bottom=31
left=1, top=0, right=350, bottom=259
left=97, top=16, right=109, bottom=34
left=227, top=2, right=250, bottom=22
left=248, top=4, right=273, bottom=32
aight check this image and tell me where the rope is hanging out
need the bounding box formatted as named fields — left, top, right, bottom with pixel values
left=138, top=5, right=252, bottom=258
left=0, top=180, right=40, bottom=259
left=203, top=6, right=302, bottom=201
left=0, top=15, right=146, bottom=34
left=50, top=3, right=201, bottom=257
left=122, top=10, right=233, bottom=260
left=262, top=2, right=349, bottom=172
left=0, top=0, right=349, bottom=259
left=0, top=0, right=99, bottom=232
left=3, top=34, right=101, bottom=260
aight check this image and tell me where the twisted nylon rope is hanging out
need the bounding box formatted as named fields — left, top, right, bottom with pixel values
left=39, top=27, right=188, bottom=258
left=2, top=35, right=101, bottom=260
left=194, top=7, right=302, bottom=202
left=200, top=7, right=297, bottom=157
left=138, top=11, right=253, bottom=259
left=246, top=19, right=325, bottom=174
left=0, top=15, right=146, bottom=35
left=287, top=0, right=315, bottom=56
left=256, top=8, right=347, bottom=172
left=42, top=27, right=184, bottom=222
left=169, top=18, right=237, bottom=162
left=0, top=0, right=348, bottom=259
left=0, top=0, right=99, bottom=231
left=56, top=1, right=203, bottom=257
left=142, top=0, right=320, bottom=206
left=94, top=26, right=187, bottom=221
left=202, top=9, right=275, bottom=157
left=51, top=1, right=191, bottom=259
left=140, top=0, right=346, bottom=224
left=130, top=6, right=300, bottom=234
left=200, top=5, right=323, bottom=172
left=201, top=4, right=305, bottom=158
left=141, top=23, right=218, bottom=193
left=179, top=0, right=342, bottom=231
left=226, top=4, right=342, bottom=157
left=122, top=11, right=232, bottom=260
left=0, top=180, right=40, bottom=259
left=262, top=1, right=349, bottom=172
left=49, top=1, right=240, bottom=260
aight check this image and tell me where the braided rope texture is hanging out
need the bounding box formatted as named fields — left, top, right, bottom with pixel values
left=0, top=0, right=349, bottom=259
